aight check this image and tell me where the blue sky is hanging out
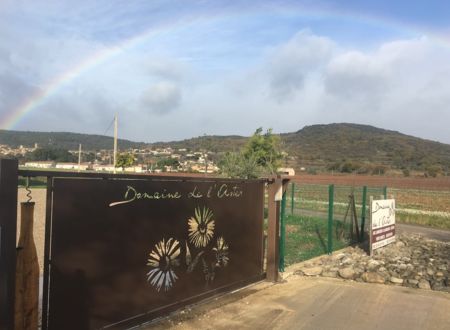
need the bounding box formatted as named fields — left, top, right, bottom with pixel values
left=1, top=0, right=450, bottom=143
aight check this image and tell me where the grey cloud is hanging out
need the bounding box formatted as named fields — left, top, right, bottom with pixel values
left=146, top=59, right=186, bottom=81
left=21, top=89, right=120, bottom=134
left=0, top=73, right=37, bottom=113
left=140, top=82, right=182, bottom=115
left=268, top=30, right=335, bottom=101
left=324, top=52, right=387, bottom=107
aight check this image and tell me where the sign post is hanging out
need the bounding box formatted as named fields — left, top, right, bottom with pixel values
left=369, top=198, right=396, bottom=255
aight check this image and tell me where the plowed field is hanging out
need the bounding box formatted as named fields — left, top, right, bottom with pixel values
left=291, top=174, right=450, bottom=191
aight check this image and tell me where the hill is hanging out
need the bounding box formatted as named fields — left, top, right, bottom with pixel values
left=1, top=123, right=450, bottom=174
left=280, top=123, right=450, bottom=173
left=151, top=135, right=247, bottom=152
left=0, top=130, right=147, bottom=150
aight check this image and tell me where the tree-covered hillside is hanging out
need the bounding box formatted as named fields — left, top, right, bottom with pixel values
left=2, top=123, right=450, bottom=174
left=280, top=123, right=450, bottom=174
left=0, top=130, right=147, bottom=150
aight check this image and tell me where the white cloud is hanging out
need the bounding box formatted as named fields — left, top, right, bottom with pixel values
left=324, top=51, right=388, bottom=106
left=239, top=33, right=450, bottom=143
left=140, top=82, right=182, bottom=115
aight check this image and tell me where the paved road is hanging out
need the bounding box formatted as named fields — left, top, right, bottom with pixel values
left=147, top=276, right=450, bottom=330
left=295, top=208, right=450, bottom=242
left=397, top=223, right=450, bottom=242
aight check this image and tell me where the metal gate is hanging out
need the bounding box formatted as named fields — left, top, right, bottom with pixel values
left=42, top=176, right=265, bottom=329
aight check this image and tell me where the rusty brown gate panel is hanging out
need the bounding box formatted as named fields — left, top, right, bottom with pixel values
left=43, top=178, right=264, bottom=329
left=0, top=159, right=18, bottom=330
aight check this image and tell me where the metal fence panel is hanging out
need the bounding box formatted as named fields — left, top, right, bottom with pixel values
left=284, top=183, right=385, bottom=265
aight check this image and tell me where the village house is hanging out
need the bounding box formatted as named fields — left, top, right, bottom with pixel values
left=23, top=161, right=55, bottom=169
left=55, top=163, right=91, bottom=171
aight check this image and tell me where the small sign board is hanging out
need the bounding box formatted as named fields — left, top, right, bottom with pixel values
left=370, top=199, right=396, bottom=254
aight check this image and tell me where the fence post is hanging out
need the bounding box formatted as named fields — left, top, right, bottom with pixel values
left=360, top=186, right=367, bottom=242
left=279, top=188, right=287, bottom=272
left=327, top=184, right=334, bottom=254
left=290, top=182, right=295, bottom=215
left=383, top=186, right=387, bottom=199
left=0, top=159, right=18, bottom=330
left=267, top=177, right=281, bottom=282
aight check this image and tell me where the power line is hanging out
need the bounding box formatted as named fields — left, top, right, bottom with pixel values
left=103, top=117, right=115, bottom=136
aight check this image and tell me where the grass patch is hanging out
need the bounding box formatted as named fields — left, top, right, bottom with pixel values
left=284, top=215, right=351, bottom=266
left=397, top=212, right=450, bottom=230
left=18, top=177, right=47, bottom=188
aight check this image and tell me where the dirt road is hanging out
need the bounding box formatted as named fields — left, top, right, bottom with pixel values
left=396, top=223, right=450, bottom=242
left=146, top=276, right=450, bottom=330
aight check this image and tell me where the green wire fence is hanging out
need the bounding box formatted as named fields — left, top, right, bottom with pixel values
left=278, top=182, right=386, bottom=271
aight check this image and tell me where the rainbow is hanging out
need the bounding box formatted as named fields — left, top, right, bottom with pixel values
left=0, top=14, right=205, bottom=130
left=0, top=5, right=444, bottom=131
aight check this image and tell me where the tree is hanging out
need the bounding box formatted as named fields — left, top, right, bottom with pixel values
left=116, top=153, right=135, bottom=169
left=220, top=128, right=283, bottom=179
left=220, top=151, right=262, bottom=179
left=243, top=128, right=282, bottom=174
left=200, top=134, right=213, bottom=174
left=425, top=165, right=441, bottom=178
left=157, top=157, right=180, bottom=171
left=27, top=147, right=77, bottom=162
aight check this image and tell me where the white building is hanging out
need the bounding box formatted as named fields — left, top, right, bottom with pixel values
left=278, top=167, right=296, bottom=176
left=55, top=163, right=90, bottom=171
left=24, top=161, right=55, bottom=169
left=93, top=165, right=118, bottom=172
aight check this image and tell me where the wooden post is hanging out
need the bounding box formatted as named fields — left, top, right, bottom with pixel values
left=267, top=177, right=282, bottom=282
left=15, top=202, right=39, bottom=330
left=278, top=179, right=290, bottom=273
left=0, top=159, right=18, bottom=330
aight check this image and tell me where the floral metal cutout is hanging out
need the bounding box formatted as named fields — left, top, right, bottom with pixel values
left=146, top=238, right=180, bottom=292
left=213, top=237, right=229, bottom=267
left=188, top=207, right=215, bottom=248
left=146, top=206, right=229, bottom=292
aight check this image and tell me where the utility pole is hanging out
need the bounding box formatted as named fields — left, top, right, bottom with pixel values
left=78, top=144, right=82, bottom=172
left=113, top=114, right=118, bottom=174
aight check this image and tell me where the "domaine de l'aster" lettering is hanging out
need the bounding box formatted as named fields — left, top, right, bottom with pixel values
left=109, top=186, right=182, bottom=207
left=109, top=183, right=243, bottom=207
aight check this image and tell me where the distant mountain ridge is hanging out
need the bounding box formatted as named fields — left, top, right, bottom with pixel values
left=1, top=123, right=449, bottom=172
left=280, top=123, right=450, bottom=172
left=0, top=130, right=147, bottom=150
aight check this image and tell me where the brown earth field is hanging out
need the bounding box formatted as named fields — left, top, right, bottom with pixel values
left=290, top=174, right=450, bottom=190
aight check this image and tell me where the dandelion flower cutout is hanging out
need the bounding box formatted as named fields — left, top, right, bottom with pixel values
left=213, top=237, right=229, bottom=267
left=188, top=207, right=215, bottom=248
left=146, top=238, right=180, bottom=292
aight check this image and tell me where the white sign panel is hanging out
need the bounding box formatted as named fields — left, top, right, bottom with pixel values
left=370, top=199, right=396, bottom=252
